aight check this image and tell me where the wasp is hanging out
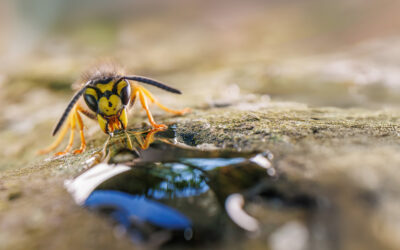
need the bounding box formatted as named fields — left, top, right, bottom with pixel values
left=39, top=64, right=190, bottom=155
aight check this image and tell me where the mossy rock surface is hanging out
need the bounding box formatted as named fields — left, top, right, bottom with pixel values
left=2, top=97, right=400, bottom=250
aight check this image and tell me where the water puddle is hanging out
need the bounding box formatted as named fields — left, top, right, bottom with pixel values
left=65, top=126, right=320, bottom=248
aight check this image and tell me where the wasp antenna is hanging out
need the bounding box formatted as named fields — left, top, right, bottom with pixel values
left=123, top=76, right=182, bottom=94
left=52, top=81, right=91, bottom=136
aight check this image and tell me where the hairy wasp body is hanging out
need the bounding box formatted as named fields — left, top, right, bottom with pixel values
left=39, top=65, right=189, bottom=155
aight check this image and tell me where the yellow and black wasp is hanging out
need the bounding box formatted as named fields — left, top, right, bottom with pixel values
left=39, top=64, right=190, bottom=155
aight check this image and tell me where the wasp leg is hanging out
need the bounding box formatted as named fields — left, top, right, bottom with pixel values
left=72, top=109, right=86, bottom=154
left=55, top=108, right=77, bottom=156
left=38, top=121, right=70, bottom=155
left=128, top=128, right=161, bottom=150
left=127, top=130, right=147, bottom=147
left=40, top=103, right=90, bottom=155
left=137, top=89, right=168, bottom=130
left=129, top=88, right=137, bottom=108
left=139, top=128, right=162, bottom=150
left=139, top=85, right=191, bottom=115
left=124, top=130, right=133, bottom=150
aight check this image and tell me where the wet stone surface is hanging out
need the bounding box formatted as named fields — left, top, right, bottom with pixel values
left=2, top=100, right=400, bottom=250
left=64, top=128, right=324, bottom=249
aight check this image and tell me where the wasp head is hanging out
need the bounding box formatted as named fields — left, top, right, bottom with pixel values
left=83, top=77, right=131, bottom=135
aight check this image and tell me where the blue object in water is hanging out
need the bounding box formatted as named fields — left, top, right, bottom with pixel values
left=85, top=190, right=192, bottom=230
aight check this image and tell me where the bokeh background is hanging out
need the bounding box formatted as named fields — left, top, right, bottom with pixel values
left=3, top=0, right=400, bottom=168
left=3, top=0, right=400, bottom=106
left=2, top=1, right=400, bottom=249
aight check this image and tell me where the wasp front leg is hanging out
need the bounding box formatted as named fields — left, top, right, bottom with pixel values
left=136, top=128, right=162, bottom=150
left=128, top=128, right=164, bottom=150
left=135, top=88, right=167, bottom=130
left=37, top=120, right=70, bottom=155
left=72, top=107, right=86, bottom=154
left=139, top=85, right=191, bottom=115
left=132, top=85, right=190, bottom=130
left=38, top=105, right=88, bottom=156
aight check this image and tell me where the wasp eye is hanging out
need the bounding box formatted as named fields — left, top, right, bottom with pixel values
left=84, top=87, right=99, bottom=112
left=120, top=84, right=131, bottom=106
left=84, top=94, right=98, bottom=112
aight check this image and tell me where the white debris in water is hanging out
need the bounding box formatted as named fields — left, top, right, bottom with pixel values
left=250, top=153, right=271, bottom=169
left=84, top=156, right=96, bottom=165
left=196, top=143, right=220, bottom=150
left=64, top=163, right=130, bottom=205
left=266, top=151, right=274, bottom=160
left=269, top=221, right=309, bottom=250
left=225, top=193, right=259, bottom=232
left=267, top=168, right=276, bottom=176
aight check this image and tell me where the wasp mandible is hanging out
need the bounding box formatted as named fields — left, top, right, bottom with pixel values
left=39, top=65, right=190, bottom=155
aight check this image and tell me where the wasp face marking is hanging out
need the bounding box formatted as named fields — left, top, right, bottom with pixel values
left=98, top=95, right=122, bottom=116
left=83, top=78, right=131, bottom=134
